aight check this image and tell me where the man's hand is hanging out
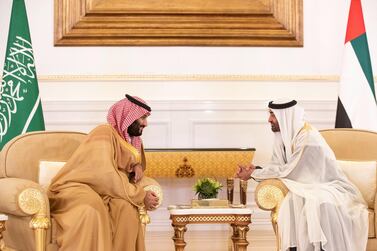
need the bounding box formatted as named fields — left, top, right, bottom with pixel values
left=235, top=164, right=256, bottom=181
left=144, top=191, right=159, bottom=211
left=133, top=164, right=144, bottom=183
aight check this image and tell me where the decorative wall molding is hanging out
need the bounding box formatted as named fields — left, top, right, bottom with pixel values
left=42, top=100, right=336, bottom=111
left=190, top=119, right=267, bottom=147
left=37, top=74, right=377, bottom=82
left=38, top=74, right=345, bottom=82
left=42, top=99, right=336, bottom=129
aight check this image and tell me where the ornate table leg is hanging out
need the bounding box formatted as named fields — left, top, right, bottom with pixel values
left=172, top=224, right=187, bottom=251
left=0, top=219, right=6, bottom=251
left=230, top=224, right=239, bottom=251
left=231, top=224, right=249, bottom=251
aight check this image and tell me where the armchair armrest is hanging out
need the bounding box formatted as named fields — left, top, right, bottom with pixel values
left=0, top=178, right=50, bottom=251
left=0, top=178, right=49, bottom=217
left=255, top=178, right=288, bottom=212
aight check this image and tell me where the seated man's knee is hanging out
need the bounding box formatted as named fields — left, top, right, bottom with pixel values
left=79, top=193, right=107, bottom=217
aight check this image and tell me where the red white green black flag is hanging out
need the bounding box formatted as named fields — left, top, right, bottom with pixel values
left=335, top=0, right=377, bottom=131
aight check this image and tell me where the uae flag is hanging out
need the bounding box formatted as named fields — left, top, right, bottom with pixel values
left=335, top=0, right=377, bottom=131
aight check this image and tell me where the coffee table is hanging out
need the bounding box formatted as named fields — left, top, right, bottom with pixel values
left=169, top=207, right=252, bottom=251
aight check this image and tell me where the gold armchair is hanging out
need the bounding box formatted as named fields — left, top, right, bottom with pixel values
left=255, top=128, right=377, bottom=251
left=0, top=131, right=86, bottom=251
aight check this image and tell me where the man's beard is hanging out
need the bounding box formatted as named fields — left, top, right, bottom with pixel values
left=128, top=120, right=143, bottom=136
left=271, top=124, right=280, bottom=132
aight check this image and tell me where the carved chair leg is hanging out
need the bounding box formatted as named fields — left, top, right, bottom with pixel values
left=30, top=217, right=50, bottom=251
left=271, top=210, right=280, bottom=251
left=18, top=189, right=50, bottom=251
left=34, top=228, right=47, bottom=251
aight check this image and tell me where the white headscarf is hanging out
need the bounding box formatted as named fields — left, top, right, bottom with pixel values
left=269, top=100, right=305, bottom=161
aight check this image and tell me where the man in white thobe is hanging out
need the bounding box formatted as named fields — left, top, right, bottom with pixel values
left=237, top=100, right=368, bottom=251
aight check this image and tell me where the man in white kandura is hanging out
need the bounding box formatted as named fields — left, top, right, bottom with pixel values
left=236, top=100, right=368, bottom=251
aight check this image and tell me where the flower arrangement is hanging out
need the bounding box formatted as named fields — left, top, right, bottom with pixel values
left=193, top=178, right=223, bottom=199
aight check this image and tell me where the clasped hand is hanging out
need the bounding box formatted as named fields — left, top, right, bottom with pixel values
left=235, top=164, right=256, bottom=181
left=144, top=191, right=159, bottom=211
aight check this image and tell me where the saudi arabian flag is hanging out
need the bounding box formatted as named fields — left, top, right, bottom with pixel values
left=0, top=0, right=45, bottom=149
left=335, top=0, right=377, bottom=131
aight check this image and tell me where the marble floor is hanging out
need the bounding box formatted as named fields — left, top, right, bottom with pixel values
left=146, top=229, right=276, bottom=251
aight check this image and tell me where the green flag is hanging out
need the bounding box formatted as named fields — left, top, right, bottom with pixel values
left=0, top=0, right=45, bottom=149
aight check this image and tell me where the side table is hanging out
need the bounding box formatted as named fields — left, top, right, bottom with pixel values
left=169, top=207, right=252, bottom=251
left=0, top=214, right=8, bottom=251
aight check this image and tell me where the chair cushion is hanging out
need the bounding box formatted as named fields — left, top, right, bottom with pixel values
left=39, top=161, right=66, bottom=190
left=337, top=160, right=376, bottom=209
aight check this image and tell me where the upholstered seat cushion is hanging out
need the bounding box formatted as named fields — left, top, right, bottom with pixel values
left=39, top=161, right=66, bottom=190
left=337, top=160, right=376, bottom=209
left=336, top=160, right=376, bottom=238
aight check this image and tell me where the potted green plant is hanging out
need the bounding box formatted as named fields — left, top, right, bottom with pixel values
left=193, top=178, right=223, bottom=200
